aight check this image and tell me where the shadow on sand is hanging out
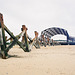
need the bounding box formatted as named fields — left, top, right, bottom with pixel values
left=0, top=51, right=23, bottom=59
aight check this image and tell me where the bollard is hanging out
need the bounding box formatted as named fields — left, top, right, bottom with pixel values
left=40, top=35, right=46, bottom=47
left=21, top=25, right=30, bottom=52
left=47, top=37, right=50, bottom=46
left=33, top=31, right=40, bottom=48
left=0, top=13, right=7, bottom=58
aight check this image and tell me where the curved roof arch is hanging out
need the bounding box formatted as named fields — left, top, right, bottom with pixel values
left=41, top=27, right=69, bottom=39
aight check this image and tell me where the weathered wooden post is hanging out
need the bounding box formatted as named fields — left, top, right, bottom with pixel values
left=21, top=25, right=30, bottom=52
left=0, top=23, right=3, bottom=45
left=47, top=37, right=50, bottom=45
left=0, top=13, right=8, bottom=58
left=0, top=13, right=6, bottom=48
left=33, top=31, right=40, bottom=48
left=52, top=39, right=54, bottom=46
left=41, top=34, right=46, bottom=47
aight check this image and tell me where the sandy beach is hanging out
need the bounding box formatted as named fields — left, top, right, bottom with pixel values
left=0, top=45, right=75, bottom=75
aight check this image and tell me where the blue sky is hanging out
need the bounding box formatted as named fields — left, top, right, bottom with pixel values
left=0, top=0, right=75, bottom=40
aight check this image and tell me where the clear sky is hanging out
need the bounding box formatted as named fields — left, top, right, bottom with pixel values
left=0, top=0, right=75, bottom=40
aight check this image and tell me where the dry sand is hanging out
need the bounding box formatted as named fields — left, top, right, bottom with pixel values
left=0, top=45, right=75, bottom=75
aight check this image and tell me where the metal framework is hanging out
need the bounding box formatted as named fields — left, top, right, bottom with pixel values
left=41, top=27, right=75, bottom=44
left=41, top=27, right=69, bottom=43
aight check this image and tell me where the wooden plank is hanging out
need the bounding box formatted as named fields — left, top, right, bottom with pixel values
left=0, top=28, right=3, bottom=45
left=4, top=24, right=30, bottom=52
